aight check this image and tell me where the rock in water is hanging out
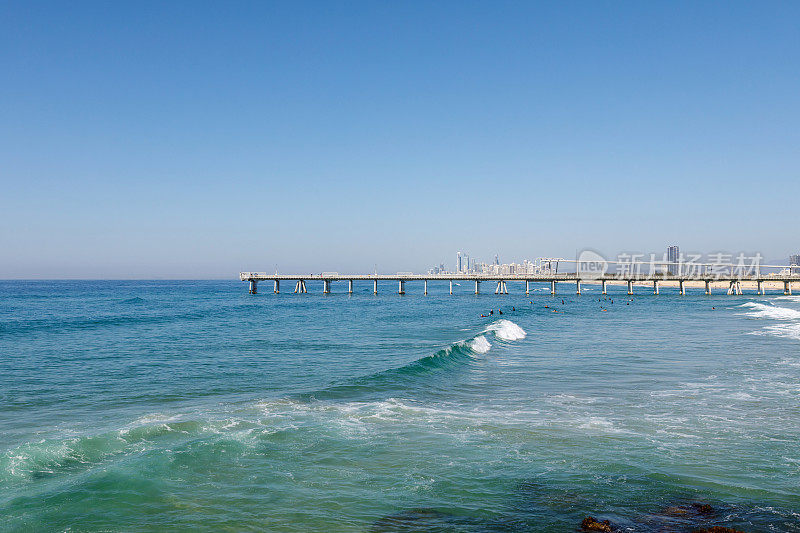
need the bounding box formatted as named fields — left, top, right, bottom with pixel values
left=580, top=516, right=613, bottom=532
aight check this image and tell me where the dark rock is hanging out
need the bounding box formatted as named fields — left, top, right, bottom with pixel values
left=692, top=503, right=715, bottom=515
left=660, top=502, right=716, bottom=518
left=580, top=516, right=613, bottom=532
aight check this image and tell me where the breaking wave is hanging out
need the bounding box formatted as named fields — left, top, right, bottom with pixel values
left=484, top=319, right=527, bottom=341
left=299, top=319, right=526, bottom=401
left=740, top=302, right=800, bottom=341
left=738, top=302, right=800, bottom=320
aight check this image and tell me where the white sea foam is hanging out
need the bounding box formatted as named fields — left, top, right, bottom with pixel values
left=738, top=302, right=800, bottom=320
left=758, top=323, right=800, bottom=341
left=485, top=319, right=527, bottom=341
left=727, top=391, right=756, bottom=401
left=576, top=416, right=630, bottom=434
left=469, top=335, right=492, bottom=353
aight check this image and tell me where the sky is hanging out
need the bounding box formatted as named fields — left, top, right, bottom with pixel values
left=1, top=1, right=799, bottom=278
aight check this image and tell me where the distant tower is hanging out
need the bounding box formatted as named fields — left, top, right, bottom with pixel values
left=456, top=251, right=462, bottom=274
left=464, top=253, right=470, bottom=273
left=667, top=245, right=680, bottom=275
left=494, top=254, right=499, bottom=266
left=790, top=254, right=800, bottom=275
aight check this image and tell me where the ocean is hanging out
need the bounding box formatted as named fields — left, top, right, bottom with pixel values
left=1, top=280, right=798, bottom=532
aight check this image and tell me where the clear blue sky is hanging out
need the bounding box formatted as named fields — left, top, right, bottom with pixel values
left=2, top=1, right=798, bottom=278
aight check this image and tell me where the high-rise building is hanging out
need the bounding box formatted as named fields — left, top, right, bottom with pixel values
left=494, top=254, right=499, bottom=266
left=456, top=251, right=462, bottom=274
left=667, top=245, right=680, bottom=275
left=790, top=254, right=800, bottom=275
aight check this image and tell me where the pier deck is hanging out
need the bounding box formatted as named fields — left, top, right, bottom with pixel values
left=240, top=272, right=797, bottom=296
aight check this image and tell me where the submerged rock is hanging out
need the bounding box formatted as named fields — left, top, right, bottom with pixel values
left=692, top=503, right=715, bottom=515
left=692, top=527, right=746, bottom=533
left=662, top=502, right=715, bottom=518
left=580, top=516, right=613, bottom=532
left=370, top=508, right=472, bottom=532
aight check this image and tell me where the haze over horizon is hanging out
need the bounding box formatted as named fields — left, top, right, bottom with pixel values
left=2, top=2, right=799, bottom=279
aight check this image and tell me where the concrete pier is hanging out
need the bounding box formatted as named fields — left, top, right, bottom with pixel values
left=241, top=272, right=800, bottom=297
left=727, top=281, right=742, bottom=295
left=293, top=280, right=308, bottom=293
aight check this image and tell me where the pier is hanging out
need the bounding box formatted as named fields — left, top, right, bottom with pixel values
left=240, top=272, right=797, bottom=296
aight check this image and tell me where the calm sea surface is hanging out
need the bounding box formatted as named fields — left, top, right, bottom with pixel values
left=1, top=280, right=799, bottom=532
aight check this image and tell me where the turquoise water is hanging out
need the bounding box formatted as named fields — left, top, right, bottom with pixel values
left=1, top=280, right=799, bottom=532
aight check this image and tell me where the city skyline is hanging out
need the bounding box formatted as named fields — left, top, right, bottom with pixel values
left=429, top=246, right=798, bottom=277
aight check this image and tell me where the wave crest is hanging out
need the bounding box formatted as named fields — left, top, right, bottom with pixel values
left=485, top=319, right=527, bottom=341
left=469, top=335, right=492, bottom=353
